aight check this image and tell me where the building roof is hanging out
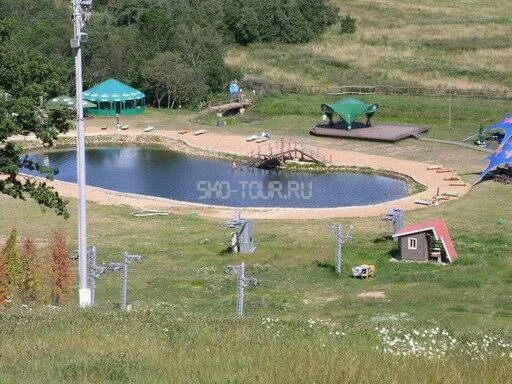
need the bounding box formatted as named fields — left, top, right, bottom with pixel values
left=83, top=78, right=145, bottom=102
left=393, top=219, right=458, bottom=262
left=321, top=98, right=379, bottom=129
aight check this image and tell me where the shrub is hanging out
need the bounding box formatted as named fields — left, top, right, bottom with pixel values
left=0, top=242, right=5, bottom=306
left=2, top=229, right=22, bottom=300
left=20, top=237, right=45, bottom=304
left=49, top=229, right=72, bottom=306
left=339, top=14, right=356, bottom=34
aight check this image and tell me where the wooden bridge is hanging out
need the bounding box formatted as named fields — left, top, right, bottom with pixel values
left=245, top=138, right=333, bottom=169
left=203, top=98, right=253, bottom=114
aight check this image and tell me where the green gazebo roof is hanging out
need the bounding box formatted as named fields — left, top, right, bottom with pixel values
left=47, top=95, right=96, bottom=109
left=321, top=98, right=379, bottom=129
left=83, top=78, right=145, bottom=102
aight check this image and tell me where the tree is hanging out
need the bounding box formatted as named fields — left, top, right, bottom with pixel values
left=0, top=16, right=70, bottom=217
left=282, top=0, right=313, bottom=44
left=49, top=229, right=72, bottom=306
left=20, top=236, right=44, bottom=304
left=229, top=4, right=260, bottom=45
left=0, top=240, right=6, bottom=306
left=2, top=229, right=21, bottom=299
left=144, top=52, right=209, bottom=109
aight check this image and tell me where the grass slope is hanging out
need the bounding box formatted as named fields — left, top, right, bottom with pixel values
left=197, top=92, right=511, bottom=141
left=0, top=149, right=511, bottom=381
left=226, top=0, right=512, bottom=92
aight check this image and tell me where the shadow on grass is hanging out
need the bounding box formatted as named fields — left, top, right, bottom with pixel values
left=314, top=260, right=336, bottom=273
left=387, top=248, right=400, bottom=260
left=218, top=246, right=233, bottom=256
left=374, top=235, right=394, bottom=243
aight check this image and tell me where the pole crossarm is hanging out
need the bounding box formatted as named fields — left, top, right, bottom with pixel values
left=87, top=247, right=143, bottom=308
left=382, top=208, right=404, bottom=235
left=224, top=212, right=255, bottom=254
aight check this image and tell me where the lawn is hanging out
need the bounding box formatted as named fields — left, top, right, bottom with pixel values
left=195, top=92, right=511, bottom=141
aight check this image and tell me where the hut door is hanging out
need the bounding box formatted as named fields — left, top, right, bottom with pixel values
left=115, top=102, right=121, bottom=114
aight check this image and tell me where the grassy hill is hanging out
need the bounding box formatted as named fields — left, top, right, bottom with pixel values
left=1, top=110, right=511, bottom=382
left=226, top=0, right=512, bottom=92
left=0, top=168, right=511, bottom=381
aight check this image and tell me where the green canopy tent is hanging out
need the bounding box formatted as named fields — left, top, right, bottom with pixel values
left=83, top=78, right=145, bottom=116
left=47, top=95, right=96, bottom=110
left=321, top=98, right=379, bottom=130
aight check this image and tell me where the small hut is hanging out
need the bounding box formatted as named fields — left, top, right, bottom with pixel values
left=83, top=78, right=145, bottom=116
left=392, top=219, right=457, bottom=263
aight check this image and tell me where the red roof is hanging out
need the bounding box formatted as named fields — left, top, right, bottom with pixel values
left=393, top=219, right=458, bottom=262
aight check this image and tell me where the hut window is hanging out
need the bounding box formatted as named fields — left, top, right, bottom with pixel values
left=408, top=237, right=418, bottom=250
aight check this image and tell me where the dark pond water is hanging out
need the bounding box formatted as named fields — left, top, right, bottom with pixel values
left=26, top=147, right=408, bottom=208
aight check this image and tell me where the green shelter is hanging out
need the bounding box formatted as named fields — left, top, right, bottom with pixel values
left=321, top=98, right=379, bottom=130
left=47, top=95, right=96, bottom=110
left=83, top=78, right=145, bottom=116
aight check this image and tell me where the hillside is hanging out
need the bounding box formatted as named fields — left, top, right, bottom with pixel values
left=226, top=0, right=512, bottom=92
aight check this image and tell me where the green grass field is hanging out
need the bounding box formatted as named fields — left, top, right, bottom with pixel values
left=226, top=0, right=512, bottom=92
left=195, top=92, right=511, bottom=143
left=1, top=110, right=512, bottom=381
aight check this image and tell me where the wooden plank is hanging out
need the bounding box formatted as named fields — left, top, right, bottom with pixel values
left=449, top=182, right=467, bottom=186
left=193, top=129, right=206, bottom=136
left=442, top=191, right=460, bottom=197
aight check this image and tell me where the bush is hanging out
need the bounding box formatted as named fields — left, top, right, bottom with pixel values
left=20, top=236, right=45, bottom=304
left=339, top=14, right=357, bottom=34
left=0, top=241, right=5, bottom=306
left=2, top=229, right=21, bottom=300
left=49, top=229, right=72, bottom=306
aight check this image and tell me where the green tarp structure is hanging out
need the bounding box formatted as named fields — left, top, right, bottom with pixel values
left=83, top=78, right=145, bottom=116
left=321, top=98, right=379, bottom=130
left=47, top=95, right=96, bottom=110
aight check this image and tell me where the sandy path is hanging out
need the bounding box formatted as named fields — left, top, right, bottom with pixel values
left=28, top=127, right=471, bottom=220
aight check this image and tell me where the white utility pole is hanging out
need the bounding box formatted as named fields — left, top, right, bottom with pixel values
left=326, top=224, right=353, bottom=275
left=71, top=0, right=92, bottom=307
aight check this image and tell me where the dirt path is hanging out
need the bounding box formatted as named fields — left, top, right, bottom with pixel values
left=24, top=126, right=471, bottom=220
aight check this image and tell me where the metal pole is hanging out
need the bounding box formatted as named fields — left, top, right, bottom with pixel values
left=73, top=0, right=91, bottom=307
left=238, top=262, right=245, bottom=317
left=89, top=246, right=97, bottom=306
left=121, top=251, right=128, bottom=309
left=336, top=225, right=342, bottom=275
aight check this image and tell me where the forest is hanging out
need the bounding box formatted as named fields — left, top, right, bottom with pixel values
left=0, top=0, right=338, bottom=108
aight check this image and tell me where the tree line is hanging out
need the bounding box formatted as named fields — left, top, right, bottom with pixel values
left=1, top=0, right=338, bottom=108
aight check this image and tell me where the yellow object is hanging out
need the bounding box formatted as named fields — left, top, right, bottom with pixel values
left=351, top=264, right=375, bottom=279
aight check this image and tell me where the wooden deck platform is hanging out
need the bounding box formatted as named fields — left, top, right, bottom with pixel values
left=310, top=121, right=428, bottom=142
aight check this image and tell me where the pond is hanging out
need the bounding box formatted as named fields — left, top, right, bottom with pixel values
left=27, top=146, right=408, bottom=208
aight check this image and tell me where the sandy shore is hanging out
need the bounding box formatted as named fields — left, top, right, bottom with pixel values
left=20, top=126, right=471, bottom=220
